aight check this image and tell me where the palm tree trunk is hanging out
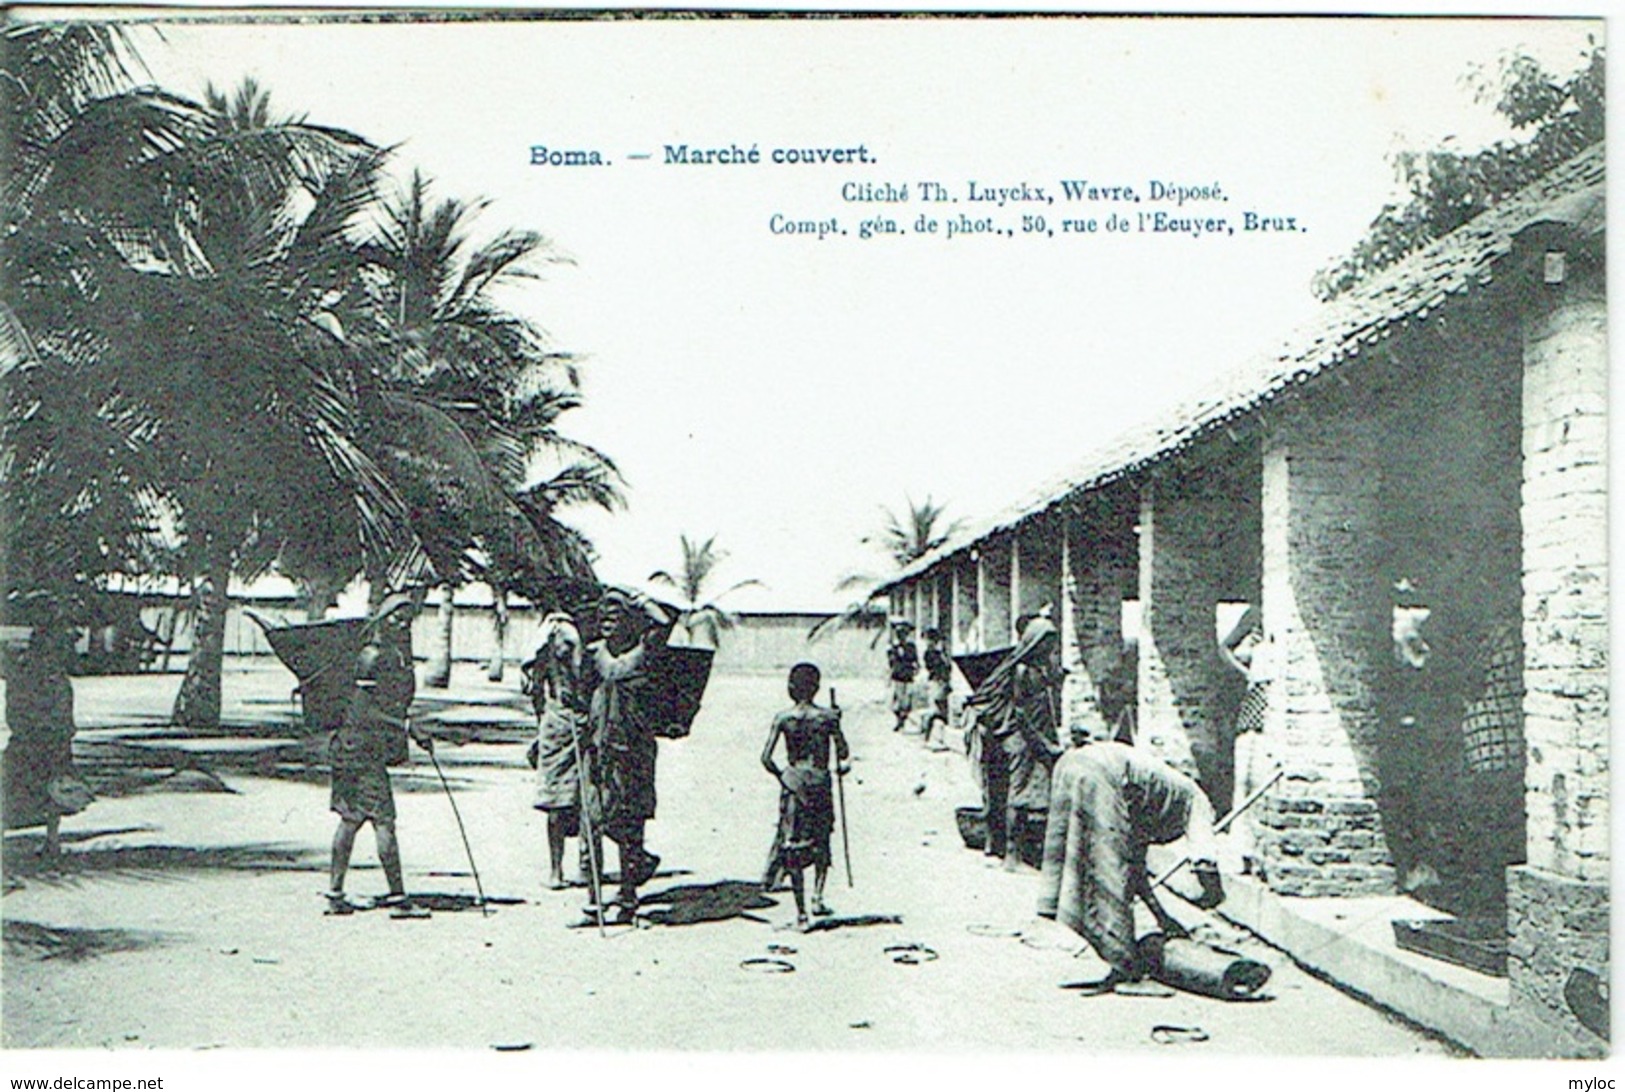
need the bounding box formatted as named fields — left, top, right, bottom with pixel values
left=486, top=588, right=508, bottom=682
left=173, top=562, right=230, bottom=729
left=424, top=583, right=455, bottom=688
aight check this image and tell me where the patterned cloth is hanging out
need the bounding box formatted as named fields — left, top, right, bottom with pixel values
left=770, top=765, right=835, bottom=873
left=534, top=705, right=584, bottom=811
left=1235, top=682, right=1268, bottom=736
left=1037, top=742, right=1199, bottom=976
left=1461, top=623, right=1523, bottom=774
left=525, top=650, right=589, bottom=812
left=586, top=636, right=661, bottom=837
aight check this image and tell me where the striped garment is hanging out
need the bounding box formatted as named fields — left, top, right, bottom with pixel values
left=1038, top=742, right=1199, bottom=976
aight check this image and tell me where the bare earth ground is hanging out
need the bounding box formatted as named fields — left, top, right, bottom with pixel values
left=2, top=662, right=1454, bottom=1055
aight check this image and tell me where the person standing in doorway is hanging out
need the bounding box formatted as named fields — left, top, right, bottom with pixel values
left=921, top=628, right=952, bottom=751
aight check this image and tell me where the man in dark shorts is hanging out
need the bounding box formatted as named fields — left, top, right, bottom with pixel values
left=326, top=594, right=434, bottom=918
left=886, top=621, right=919, bottom=732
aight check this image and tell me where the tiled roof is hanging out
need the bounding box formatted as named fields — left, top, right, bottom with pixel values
left=882, top=142, right=1605, bottom=590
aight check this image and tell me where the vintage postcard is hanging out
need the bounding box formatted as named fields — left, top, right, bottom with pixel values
left=0, top=5, right=1609, bottom=1083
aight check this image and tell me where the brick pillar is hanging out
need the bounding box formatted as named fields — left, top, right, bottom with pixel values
left=1257, top=404, right=1395, bottom=897
left=980, top=537, right=1012, bottom=648
left=1016, top=514, right=1063, bottom=624
left=1509, top=254, right=1607, bottom=1053
left=954, top=555, right=979, bottom=652
left=1061, top=527, right=1086, bottom=735
left=935, top=571, right=949, bottom=636
left=1008, top=534, right=1022, bottom=640
left=973, top=550, right=988, bottom=651
left=1137, top=474, right=1240, bottom=796
left=1066, top=508, right=1135, bottom=740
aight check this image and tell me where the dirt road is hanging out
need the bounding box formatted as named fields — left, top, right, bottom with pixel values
left=3, top=664, right=1453, bottom=1055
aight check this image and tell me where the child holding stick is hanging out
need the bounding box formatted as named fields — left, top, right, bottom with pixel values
left=760, top=663, right=850, bottom=931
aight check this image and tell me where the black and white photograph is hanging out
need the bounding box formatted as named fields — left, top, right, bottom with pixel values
left=0, top=5, right=1609, bottom=1079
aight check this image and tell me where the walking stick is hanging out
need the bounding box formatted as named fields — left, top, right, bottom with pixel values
left=422, top=734, right=490, bottom=917
left=1152, top=766, right=1285, bottom=891
left=569, top=723, right=608, bottom=938
left=831, top=689, right=853, bottom=889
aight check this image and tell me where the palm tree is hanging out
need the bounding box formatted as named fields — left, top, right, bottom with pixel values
left=867, top=495, right=962, bottom=568
left=3, top=41, right=400, bottom=727
left=811, top=495, right=960, bottom=644
left=649, top=534, right=763, bottom=649
left=2, top=26, right=196, bottom=604
left=3, top=35, right=617, bottom=718
left=143, top=79, right=402, bottom=727
left=360, top=171, right=614, bottom=685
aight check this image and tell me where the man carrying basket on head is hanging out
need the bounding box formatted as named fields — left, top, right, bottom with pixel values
left=582, top=588, right=676, bottom=923
left=325, top=594, right=435, bottom=919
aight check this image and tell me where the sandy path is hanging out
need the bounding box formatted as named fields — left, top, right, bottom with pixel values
left=3, top=667, right=1451, bottom=1054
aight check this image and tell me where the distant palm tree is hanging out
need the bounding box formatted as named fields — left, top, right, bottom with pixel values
left=811, top=495, right=960, bottom=644
left=868, top=495, right=962, bottom=568
left=649, top=534, right=763, bottom=649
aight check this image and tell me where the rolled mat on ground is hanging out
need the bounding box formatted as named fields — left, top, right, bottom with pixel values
left=1137, top=934, right=1272, bottom=1000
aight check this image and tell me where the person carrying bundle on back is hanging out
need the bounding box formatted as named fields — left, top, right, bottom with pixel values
left=761, top=662, right=850, bottom=931
left=582, top=587, right=675, bottom=923
left=969, top=616, right=1064, bottom=869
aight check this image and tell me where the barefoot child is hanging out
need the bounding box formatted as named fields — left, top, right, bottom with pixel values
left=761, top=662, right=850, bottom=931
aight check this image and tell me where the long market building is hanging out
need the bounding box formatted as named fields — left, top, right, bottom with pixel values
left=877, top=143, right=1606, bottom=1058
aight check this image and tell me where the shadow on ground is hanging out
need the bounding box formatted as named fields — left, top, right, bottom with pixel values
left=2, top=840, right=325, bottom=888
left=3, top=919, right=170, bottom=963
left=638, top=879, right=778, bottom=927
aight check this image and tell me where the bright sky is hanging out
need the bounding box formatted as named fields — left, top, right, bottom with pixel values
left=132, top=13, right=1598, bottom=611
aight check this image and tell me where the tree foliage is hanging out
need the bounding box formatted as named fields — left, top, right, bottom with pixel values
left=811, top=495, right=958, bottom=644
left=649, top=533, right=762, bottom=648
left=1, top=27, right=618, bottom=723
left=1312, top=41, right=1603, bottom=301
left=866, top=495, right=962, bottom=569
